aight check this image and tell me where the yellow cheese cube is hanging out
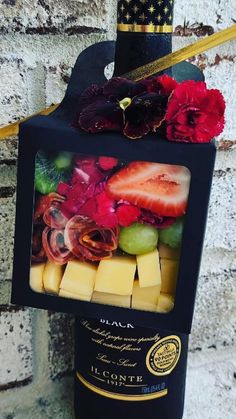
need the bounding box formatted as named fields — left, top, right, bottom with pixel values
left=59, top=289, right=91, bottom=301
left=94, top=256, right=136, bottom=296
left=30, top=263, right=46, bottom=293
left=132, top=280, right=161, bottom=312
left=136, top=249, right=161, bottom=288
left=159, top=243, right=180, bottom=261
left=92, top=291, right=131, bottom=308
left=60, top=260, right=97, bottom=298
left=156, top=293, right=174, bottom=313
left=160, top=259, right=179, bottom=294
left=43, top=261, right=64, bottom=294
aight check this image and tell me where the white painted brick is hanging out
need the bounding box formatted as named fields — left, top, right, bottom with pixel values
left=0, top=164, right=16, bottom=188
left=200, top=248, right=236, bottom=277
left=184, top=347, right=236, bottom=419
left=215, top=148, right=236, bottom=172
left=0, top=0, right=110, bottom=32
left=190, top=270, right=236, bottom=350
left=205, top=170, right=236, bottom=250
left=174, top=0, right=235, bottom=30
left=0, top=281, right=11, bottom=306
left=0, top=58, right=29, bottom=127
left=204, top=59, right=236, bottom=144
left=0, top=196, right=16, bottom=281
left=45, top=65, right=71, bottom=107
left=0, top=308, right=33, bottom=388
left=0, top=138, right=18, bottom=161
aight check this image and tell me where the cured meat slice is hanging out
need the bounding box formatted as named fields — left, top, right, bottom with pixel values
left=42, top=227, right=72, bottom=265
left=64, top=215, right=119, bottom=262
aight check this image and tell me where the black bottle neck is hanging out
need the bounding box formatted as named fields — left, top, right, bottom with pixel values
left=114, top=32, right=172, bottom=76
left=113, top=0, right=174, bottom=76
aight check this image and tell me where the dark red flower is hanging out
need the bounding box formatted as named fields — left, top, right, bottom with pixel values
left=123, top=93, right=168, bottom=139
left=166, top=81, right=226, bottom=143
left=77, top=77, right=169, bottom=140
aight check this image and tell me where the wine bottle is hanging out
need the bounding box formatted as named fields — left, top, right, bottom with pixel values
left=75, top=317, right=188, bottom=419
left=114, top=0, right=173, bottom=76
left=75, top=2, right=188, bottom=419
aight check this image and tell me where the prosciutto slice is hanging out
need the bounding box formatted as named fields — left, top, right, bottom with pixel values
left=64, top=215, right=119, bottom=261
left=43, top=206, right=69, bottom=229
left=42, top=227, right=73, bottom=265
left=31, top=224, right=47, bottom=263
left=34, top=193, right=65, bottom=224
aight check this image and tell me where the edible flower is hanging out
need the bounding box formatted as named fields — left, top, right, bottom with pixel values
left=76, top=75, right=225, bottom=143
left=165, top=80, right=226, bottom=143
left=77, top=76, right=172, bottom=140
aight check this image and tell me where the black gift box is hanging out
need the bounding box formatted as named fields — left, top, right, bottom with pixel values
left=12, top=41, right=216, bottom=336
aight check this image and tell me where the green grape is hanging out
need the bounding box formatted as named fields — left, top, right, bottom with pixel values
left=54, top=152, right=74, bottom=170
left=159, top=218, right=184, bottom=249
left=119, top=223, right=159, bottom=255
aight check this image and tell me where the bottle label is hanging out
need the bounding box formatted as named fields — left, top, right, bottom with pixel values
left=117, top=0, right=173, bottom=33
left=76, top=318, right=182, bottom=402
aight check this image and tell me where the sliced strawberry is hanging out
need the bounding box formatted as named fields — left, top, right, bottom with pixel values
left=106, top=161, right=191, bottom=217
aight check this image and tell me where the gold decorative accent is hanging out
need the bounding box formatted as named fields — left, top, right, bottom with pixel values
left=117, top=23, right=172, bottom=32
left=76, top=372, right=168, bottom=401
left=139, top=12, right=147, bottom=22
left=123, top=24, right=236, bottom=81
left=125, top=12, right=131, bottom=21
left=146, top=336, right=181, bottom=377
left=148, top=5, right=156, bottom=14
left=133, top=5, right=139, bottom=13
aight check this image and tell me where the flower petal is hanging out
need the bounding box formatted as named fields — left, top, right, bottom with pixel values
left=166, top=81, right=225, bottom=143
left=103, top=77, right=146, bottom=99
left=78, top=84, right=104, bottom=110
left=123, top=93, right=167, bottom=139
left=98, top=156, right=119, bottom=171
left=156, top=74, right=178, bottom=96
left=79, top=98, right=124, bottom=133
left=116, top=204, right=141, bottom=227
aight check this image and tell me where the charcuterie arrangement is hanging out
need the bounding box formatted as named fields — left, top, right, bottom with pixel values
left=30, top=151, right=190, bottom=313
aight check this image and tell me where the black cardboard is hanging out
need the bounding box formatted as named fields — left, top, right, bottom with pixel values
left=11, top=41, right=216, bottom=335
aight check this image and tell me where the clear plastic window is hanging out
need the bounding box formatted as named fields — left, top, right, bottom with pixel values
left=30, top=151, right=191, bottom=314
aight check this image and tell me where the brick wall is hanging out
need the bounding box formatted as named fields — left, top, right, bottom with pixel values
left=0, top=0, right=235, bottom=417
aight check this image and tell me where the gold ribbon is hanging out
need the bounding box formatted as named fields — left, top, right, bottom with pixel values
left=124, top=24, right=236, bottom=81
left=0, top=104, right=59, bottom=140
left=0, top=24, right=236, bottom=141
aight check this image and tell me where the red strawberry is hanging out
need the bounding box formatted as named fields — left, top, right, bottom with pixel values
left=106, top=161, right=191, bottom=217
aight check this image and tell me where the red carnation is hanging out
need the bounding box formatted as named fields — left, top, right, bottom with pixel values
left=165, top=80, right=225, bottom=143
left=155, top=74, right=178, bottom=96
